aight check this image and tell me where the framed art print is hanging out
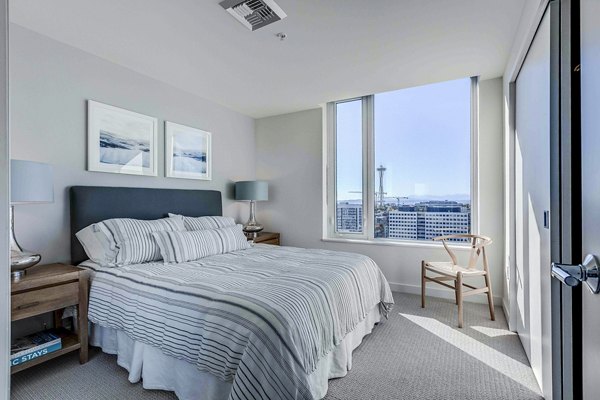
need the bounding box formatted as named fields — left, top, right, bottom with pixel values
left=165, top=121, right=212, bottom=180
left=87, top=100, right=158, bottom=176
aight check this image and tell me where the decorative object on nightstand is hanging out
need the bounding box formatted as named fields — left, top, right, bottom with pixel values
left=235, top=180, right=268, bottom=238
left=11, top=263, right=89, bottom=373
left=10, top=160, right=54, bottom=281
left=250, top=232, right=280, bottom=245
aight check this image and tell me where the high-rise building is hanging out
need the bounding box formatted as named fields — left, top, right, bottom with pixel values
left=336, top=202, right=363, bottom=232
left=388, top=201, right=470, bottom=241
left=336, top=200, right=470, bottom=240
left=387, top=211, right=418, bottom=239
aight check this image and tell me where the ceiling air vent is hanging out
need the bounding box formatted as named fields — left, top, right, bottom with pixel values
left=220, top=0, right=287, bottom=31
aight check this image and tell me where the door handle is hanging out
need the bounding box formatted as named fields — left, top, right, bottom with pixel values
left=552, top=254, right=600, bottom=294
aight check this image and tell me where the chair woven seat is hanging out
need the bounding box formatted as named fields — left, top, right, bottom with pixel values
left=425, top=261, right=486, bottom=276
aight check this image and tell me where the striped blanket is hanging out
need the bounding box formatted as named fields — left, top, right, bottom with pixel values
left=84, top=245, right=394, bottom=400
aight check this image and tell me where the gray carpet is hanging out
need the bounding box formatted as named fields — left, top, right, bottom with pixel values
left=11, top=293, right=543, bottom=400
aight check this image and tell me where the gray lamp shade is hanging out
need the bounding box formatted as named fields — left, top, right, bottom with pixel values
left=11, top=160, right=54, bottom=204
left=235, top=181, right=268, bottom=201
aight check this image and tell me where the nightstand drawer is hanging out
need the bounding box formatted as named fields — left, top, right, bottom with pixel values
left=12, top=282, right=79, bottom=321
left=251, top=232, right=280, bottom=245
left=259, top=239, right=280, bottom=245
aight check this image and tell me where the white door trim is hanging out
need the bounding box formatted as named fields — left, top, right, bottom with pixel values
left=0, top=0, right=10, bottom=397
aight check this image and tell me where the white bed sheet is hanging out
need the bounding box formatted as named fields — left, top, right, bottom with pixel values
left=91, top=305, right=381, bottom=400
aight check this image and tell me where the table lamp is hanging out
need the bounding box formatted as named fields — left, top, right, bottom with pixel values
left=235, top=181, right=268, bottom=237
left=10, top=159, right=54, bottom=280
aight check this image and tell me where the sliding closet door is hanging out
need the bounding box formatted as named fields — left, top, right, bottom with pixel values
left=514, top=8, right=553, bottom=396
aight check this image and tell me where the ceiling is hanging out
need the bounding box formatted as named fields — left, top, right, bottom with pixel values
left=10, top=0, right=527, bottom=118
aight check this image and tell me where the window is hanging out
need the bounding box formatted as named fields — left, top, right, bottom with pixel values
left=335, top=99, right=364, bottom=234
left=326, top=77, right=477, bottom=243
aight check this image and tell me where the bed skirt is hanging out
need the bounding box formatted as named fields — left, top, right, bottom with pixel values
left=90, top=305, right=382, bottom=400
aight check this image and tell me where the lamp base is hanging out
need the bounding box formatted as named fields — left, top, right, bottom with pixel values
left=10, top=205, right=42, bottom=281
left=11, top=249, right=41, bottom=281
left=243, top=226, right=263, bottom=240
left=243, top=200, right=264, bottom=236
left=11, top=270, right=26, bottom=281
left=243, top=224, right=264, bottom=233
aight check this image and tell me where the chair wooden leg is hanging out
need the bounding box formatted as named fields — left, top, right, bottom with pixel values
left=485, top=273, right=496, bottom=321
left=457, top=272, right=463, bottom=328
left=454, top=280, right=458, bottom=305
left=421, top=261, right=426, bottom=308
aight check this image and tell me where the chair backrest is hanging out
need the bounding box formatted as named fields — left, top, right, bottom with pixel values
left=433, top=234, right=493, bottom=270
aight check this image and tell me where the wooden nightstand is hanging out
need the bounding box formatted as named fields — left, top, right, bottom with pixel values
left=250, top=232, right=280, bottom=245
left=11, top=263, right=89, bottom=373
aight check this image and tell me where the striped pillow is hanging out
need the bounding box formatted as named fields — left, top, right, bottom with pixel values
left=75, top=222, right=118, bottom=266
left=103, top=216, right=186, bottom=266
left=152, top=224, right=251, bottom=263
left=168, top=213, right=236, bottom=231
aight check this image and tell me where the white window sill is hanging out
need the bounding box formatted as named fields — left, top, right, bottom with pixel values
left=321, top=237, right=472, bottom=250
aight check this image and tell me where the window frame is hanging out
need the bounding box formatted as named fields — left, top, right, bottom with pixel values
left=324, top=76, right=480, bottom=246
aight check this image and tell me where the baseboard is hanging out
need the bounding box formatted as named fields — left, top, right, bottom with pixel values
left=389, top=282, right=503, bottom=306
left=501, top=298, right=515, bottom=331
left=502, top=298, right=510, bottom=319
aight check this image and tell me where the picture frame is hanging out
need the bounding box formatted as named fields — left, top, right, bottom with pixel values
left=165, top=121, right=212, bottom=180
left=87, top=100, right=158, bottom=176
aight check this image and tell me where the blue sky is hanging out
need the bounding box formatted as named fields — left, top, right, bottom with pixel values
left=336, top=78, right=471, bottom=202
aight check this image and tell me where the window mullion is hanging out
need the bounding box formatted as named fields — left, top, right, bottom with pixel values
left=327, top=102, right=336, bottom=239
left=364, top=95, right=375, bottom=240
left=470, top=76, right=480, bottom=235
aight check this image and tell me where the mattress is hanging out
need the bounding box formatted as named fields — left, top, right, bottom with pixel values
left=83, top=244, right=393, bottom=400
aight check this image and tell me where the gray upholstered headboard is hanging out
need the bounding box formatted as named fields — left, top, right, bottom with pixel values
left=70, top=186, right=223, bottom=264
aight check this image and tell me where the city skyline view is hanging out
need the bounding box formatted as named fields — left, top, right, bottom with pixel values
left=335, top=78, right=472, bottom=240
left=336, top=78, right=471, bottom=201
left=336, top=199, right=471, bottom=241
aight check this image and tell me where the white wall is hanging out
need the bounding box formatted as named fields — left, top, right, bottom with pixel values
left=9, top=25, right=256, bottom=264
left=256, top=78, right=504, bottom=304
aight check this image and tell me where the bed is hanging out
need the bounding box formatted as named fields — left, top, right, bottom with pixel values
left=70, top=186, right=394, bottom=400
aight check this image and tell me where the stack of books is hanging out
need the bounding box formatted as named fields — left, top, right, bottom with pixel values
left=10, top=329, right=65, bottom=367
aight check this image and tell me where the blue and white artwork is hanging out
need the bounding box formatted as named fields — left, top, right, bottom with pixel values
left=99, top=130, right=150, bottom=168
left=166, top=122, right=211, bottom=180
left=88, top=101, right=158, bottom=176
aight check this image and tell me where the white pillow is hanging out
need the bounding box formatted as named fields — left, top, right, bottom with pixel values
left=168, top=213, right=236, bottom=231
left=75, top=222, right=118, bottom=266
left=152, top=224, right=251, bottom=263
left=102, top=216, right=185, bottom=266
